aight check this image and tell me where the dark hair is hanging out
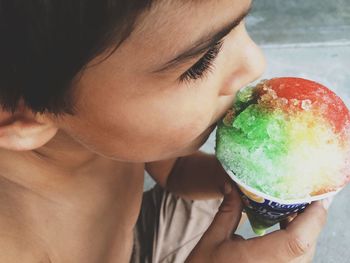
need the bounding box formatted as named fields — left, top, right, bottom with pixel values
left=0, top=0, right=153, bottom=114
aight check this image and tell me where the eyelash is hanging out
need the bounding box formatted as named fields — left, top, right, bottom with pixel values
left=179, top=41, right=223, bottom=83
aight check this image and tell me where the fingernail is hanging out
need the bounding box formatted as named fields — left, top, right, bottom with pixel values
left=322, top=197, right=334, bottom=210
left=222, top=182, right=233, bottom=195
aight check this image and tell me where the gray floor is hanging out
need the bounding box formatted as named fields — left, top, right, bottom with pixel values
left=146, top=1, right=350, bottom=262
left=246, top=0, right=350, bottom=46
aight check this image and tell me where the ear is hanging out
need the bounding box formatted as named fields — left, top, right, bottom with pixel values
left=0, top=107, right=58, bottom=151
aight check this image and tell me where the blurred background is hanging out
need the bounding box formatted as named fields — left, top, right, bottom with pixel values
left=146, top=1, right=350, bottom=262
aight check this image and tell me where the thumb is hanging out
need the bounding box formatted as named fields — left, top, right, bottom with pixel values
left=203, top=183, right=243, bottom=243
left=245, top=201, right=328, bottom=262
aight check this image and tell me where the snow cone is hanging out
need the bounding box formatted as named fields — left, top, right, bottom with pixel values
left=216, top=77, right=350, bottom=235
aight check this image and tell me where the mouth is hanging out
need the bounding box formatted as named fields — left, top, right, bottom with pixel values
left=199, top=111, right=229, bottom=143
left=200, top=122, right=218, bottom=141
left=208, top=122, right=218, bottom=132
left=190, top=108, right=233, bottom=151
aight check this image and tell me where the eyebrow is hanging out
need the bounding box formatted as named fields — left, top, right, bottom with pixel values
left=154, top=3, right=253, bottom=73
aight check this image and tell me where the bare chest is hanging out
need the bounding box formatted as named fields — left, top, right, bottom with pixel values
left=0, top=165, right=146, bottom=263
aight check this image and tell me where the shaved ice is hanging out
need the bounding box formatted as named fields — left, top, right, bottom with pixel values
left=216, top=77, right=350, bottom=200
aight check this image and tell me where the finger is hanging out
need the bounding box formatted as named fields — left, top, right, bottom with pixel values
left=231, top=234, right=245, bottom=241
left=202, top=183, right=243, bottom=243
left=245, top=201, right=327, bottom=262
left=280, top=213, right=297, bottom=230
left=290, top=243, right=316, bottom=263
left=303, top=243, right=317, bottom=263
left=286, top=201, right=327, bottom=241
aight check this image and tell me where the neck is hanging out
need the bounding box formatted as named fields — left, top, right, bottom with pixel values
left=0, top=130, right=144, bottom=261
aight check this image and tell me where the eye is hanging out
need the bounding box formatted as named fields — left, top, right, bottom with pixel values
left=179, top=41, right=223, bottom=83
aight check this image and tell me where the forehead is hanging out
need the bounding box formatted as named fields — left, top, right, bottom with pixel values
left=124, top=0, right=250, bottom=68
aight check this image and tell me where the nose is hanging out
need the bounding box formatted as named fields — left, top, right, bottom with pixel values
left=219, top=27, right=267, bottom=96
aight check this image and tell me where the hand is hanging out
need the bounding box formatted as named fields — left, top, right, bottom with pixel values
left=185, top=185, right=329, bottom=263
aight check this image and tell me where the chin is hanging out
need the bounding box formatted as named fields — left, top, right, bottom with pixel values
left=176, top=123, right=217, bottom=156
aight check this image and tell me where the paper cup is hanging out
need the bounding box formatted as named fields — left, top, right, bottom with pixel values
left=223, top=168, right=341, bottom=235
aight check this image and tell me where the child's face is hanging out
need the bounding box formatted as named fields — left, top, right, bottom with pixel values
left=59, top=0, right=265, bottom=162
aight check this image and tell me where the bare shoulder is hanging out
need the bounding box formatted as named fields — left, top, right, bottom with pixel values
left=0, top=229, right=51, bottom=263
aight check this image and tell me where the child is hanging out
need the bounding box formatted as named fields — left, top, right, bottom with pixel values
left=0, top=0, right=329, bottom=262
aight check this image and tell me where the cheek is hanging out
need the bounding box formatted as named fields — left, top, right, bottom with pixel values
left=66, top=83, right=216, bottom=162
left=123, top=91, right=215, bottom=156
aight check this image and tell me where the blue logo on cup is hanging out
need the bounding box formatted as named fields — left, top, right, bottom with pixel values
left=239, top=189, right=308, bottom=221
